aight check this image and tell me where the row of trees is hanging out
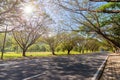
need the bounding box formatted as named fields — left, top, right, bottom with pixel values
left=0, top=0, right=53, bottom=59
left=0, top=0, right=119, bottom=59
left=0, top=32, right=104, bottom=55
left=55, top=0, right=120, bottom=51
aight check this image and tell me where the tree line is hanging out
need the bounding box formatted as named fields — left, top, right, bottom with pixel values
left=56, top=0, right=120, bottom=51
left=0, top=0, right=119, bottom=59
left=0, top=31, right=104, bottom=56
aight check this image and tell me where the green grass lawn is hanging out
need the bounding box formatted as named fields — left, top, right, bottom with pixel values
left=1, top=52, right=52, bottom=60
left=0, top=51, right=97, bottom=60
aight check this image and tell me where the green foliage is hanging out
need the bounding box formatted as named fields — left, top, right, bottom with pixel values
left=101, top=14, right=120, bottom=45
left=98, top=2, right=120, bottom=11
left=59, top=32, right=82, bottom=54
left=28, top=44, right=48, bottom=52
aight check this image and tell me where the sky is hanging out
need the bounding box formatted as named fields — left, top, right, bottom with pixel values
left=43, top=0, right=79, bottom=32
left=0, top=0, right=107, bottom=32
left=42, top=0, right=107, bottom=32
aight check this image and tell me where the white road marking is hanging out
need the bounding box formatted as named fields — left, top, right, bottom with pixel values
left=23, top=72, right=46, bottom=80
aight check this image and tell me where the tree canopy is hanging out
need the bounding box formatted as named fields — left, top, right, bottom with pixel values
left=57, top=0, right=120, bottom=49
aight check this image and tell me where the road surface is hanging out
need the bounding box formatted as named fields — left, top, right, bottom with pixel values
left=0, top=53, right=108, bottom=80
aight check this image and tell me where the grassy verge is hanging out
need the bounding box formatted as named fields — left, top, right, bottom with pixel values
left=0, top=51, right=97, bottom=60
left=0, top=52, right=52, bottom=60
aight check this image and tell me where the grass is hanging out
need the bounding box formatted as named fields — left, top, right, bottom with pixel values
left=0, top=51, right=98, bottom=60
left=1, top=52, right=52, bottom=60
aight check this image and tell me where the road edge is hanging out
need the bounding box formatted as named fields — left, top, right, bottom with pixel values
left=91, top=55, right=109, bottom=80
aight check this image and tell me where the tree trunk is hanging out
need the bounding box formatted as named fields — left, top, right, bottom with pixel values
left=52, top=50, right=55, bottom=55
left=82, top=49, right=84, bottom=54
left=22, top=50, right=26, bottom=57
left=1, top=50, right=4, bottom=60
left=86, top=49, right=88, bottom=53
left=1, top=26, right=7, bottom=59
left=92, top=49, right=94, bottom=52
left=67, top=50, right=71, bottom=55
left=51, top=48, right=55, bottom=55
left=79, top=47, right=82, bottom=53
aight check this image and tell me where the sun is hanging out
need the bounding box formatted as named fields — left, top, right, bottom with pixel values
left=23, top=4, right=34, bottom=15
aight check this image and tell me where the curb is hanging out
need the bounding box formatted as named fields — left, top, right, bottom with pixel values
left=91, top=56, right=109, bottom=80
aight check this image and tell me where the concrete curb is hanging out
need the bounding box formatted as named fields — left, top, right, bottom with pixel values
left=91, top=56, right=109, bottom=80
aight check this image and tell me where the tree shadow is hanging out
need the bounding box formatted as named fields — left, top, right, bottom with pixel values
left=100, top=56, right=120, bottom=80
left=0, top=54, right=107, bottom=80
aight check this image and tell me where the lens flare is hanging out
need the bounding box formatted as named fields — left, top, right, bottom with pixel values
left=23, top=5, right=34, bottom=15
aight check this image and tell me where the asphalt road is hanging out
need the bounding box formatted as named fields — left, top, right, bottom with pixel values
left=0, top=53, right=108, bottom=80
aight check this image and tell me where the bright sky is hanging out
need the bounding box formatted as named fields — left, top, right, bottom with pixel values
left=43, top=0, right=78, bottom=32
left=43, top=0, right=107, bottom=32
left=0, top=0, right=107, bottom=32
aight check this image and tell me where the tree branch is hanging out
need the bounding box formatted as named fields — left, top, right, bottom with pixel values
left=90, top=0, right=120, bottom=2
left=0, top=0, right=18, bottom=16
left=58, top=2, right=120, bottom=13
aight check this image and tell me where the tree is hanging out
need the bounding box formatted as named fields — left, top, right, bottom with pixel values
left=42, top=32, right=62, bottom=55
left=85, top=38, right=101, bottom=52
left=99, top=39, right=115, bottom=52
left=6, top=0, right=53, bottom=57
left=12, top=14, right=51, bottom=57
left=60, top=32, right=80, bottom=55
left=57, top=0, right=120, bottom=49
left=73, top=34, right=85, bottom=54
left=1, top=26, right=7, bottom=59
left=0, top=0, right=19, bottom=59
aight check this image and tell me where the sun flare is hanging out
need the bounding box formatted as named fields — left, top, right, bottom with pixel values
left=23, top=5, right=34, bottom=15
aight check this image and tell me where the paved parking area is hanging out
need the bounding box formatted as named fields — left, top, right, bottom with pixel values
left=0, top=53, right=108, bottom=80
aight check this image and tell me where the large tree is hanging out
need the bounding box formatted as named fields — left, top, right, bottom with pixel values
left=10, top=0, right=52, bottom=56
left=0, top=0, right=22, bottom=59
left=12, top=14, right=51, bottom=57
left=60, top=32, right=81, bottom=55
left=42, top=32, right=62, bottom=55
left=57, top=0, right=120, bottom=49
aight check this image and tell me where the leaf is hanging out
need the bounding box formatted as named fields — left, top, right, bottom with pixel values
left=98, top=2, right=120, bottom=11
